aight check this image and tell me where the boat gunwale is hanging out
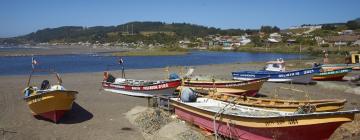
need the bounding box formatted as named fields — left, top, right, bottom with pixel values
left=24, top=90, right=78, bottom=100
left=170, top=98, right=360, bottom=119
left=232, top=67, right=320, bottom=77
left=209, top=97, right=347, bottom=109
left=184, top=77, right=269, bottom=85
left=102, top=79, right=181, bottom=88
left=317, top=68, right=352, bottom=75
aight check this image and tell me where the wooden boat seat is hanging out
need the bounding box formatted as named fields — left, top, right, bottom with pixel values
left=253, top=100, right=262, bottom=104
left=269, top=101, right=276, bottom=105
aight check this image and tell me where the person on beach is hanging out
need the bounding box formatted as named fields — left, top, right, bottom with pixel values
left=344, top=52, right=351, bottom=64
left=323, top=50, right=329, bottom=64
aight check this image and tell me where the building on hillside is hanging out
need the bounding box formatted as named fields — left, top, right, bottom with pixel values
left=323, top=35, right=360, bottom=46
left=179, top=39, right=191, bottom=48
left=352, top=40, right=360, bottom=46
left=315, top=36, right=326, bottom=45
left=338, top=30, right=354, bottom=35
left=289, top=25, right=322, bottom=30
left=267, top=38, right=280, bottom=43
left=268, top=33, right=282, bottom=43
left=205, top=35, right=252, bottom=48
left=239, top=36, right=251, bottom=45
left=286, top=39, right=297, bottom=45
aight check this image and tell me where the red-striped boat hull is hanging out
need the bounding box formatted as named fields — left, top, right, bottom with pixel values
left=312, top=68, right=351, bottom=81
left=102, top=79, right=181, bottom=97
left=175, top=108, right=344, bottom=140
left=35, top=110, right=67, bottom=123
left=312, top=75, right=346, bottom=81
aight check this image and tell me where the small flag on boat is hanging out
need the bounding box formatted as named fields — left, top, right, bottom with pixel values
left=118, top=57, right=124, bottom=64
left=31, top=57, right=38, bottom=69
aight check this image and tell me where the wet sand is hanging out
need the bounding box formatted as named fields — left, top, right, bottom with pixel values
left=1, top=61, right=360, bottom=139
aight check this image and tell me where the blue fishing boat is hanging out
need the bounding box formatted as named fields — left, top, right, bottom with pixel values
left=232, top=59, right=321, bottom=84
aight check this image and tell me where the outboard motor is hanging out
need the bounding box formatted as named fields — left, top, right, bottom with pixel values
left=40, top=80, right=50, bottom=90
left=180, top=87, right=197, bottom=102
left=106, top=74, right=116, bottom=83
left=169, top=73, right=180, bottom=80
left=313, top=63, right=322, bottom=68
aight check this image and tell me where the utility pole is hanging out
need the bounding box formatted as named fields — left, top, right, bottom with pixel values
left=299, top=44, right=302, bottom=60
left=131, top=24, right=134, bottom=35
left=126, top=25, right=129, bottom=34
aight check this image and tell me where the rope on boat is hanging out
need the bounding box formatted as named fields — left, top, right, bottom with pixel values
left=213, top=99, right=237, bottom=140
left=295, top=103, right=316, bottom=114
left=227, top=119, right=235, bottom=139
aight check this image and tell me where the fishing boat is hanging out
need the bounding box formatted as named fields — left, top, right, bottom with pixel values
left=170, top=97, right=359, bottom=140
left=312, top=68, right=352, bottom=81
left=102, top=71, right=181, bottom=97
left=183, top=77, right=268, bottom=96
left=23, top=70, right=78, bottom=123
left=206, top=91, right=346, bottom=112
left=179, top=86, right=248, bottom=95
left=321, top=63, right=360, bottom=71
left=181, top=86, right=346, bottom=112
left=232, top=59, right=321, bottom=84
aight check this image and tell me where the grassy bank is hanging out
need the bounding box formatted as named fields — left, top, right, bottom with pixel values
left=112, top=46, right=189, bottom=56
left=112, top=50, right=188, bottom=56
left=209, top=44, right=360, bottom=57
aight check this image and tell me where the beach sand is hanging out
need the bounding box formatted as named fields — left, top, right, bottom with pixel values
left=1, top=61, right=360, bottom=140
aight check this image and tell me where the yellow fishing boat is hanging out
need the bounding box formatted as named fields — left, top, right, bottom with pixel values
left=183, top=77, right=268, bottom=96
left=178, top=86, right=248, bottom=95
left=23, top=70, right=78, bottom=123
left=207, top=92, right=346, bottom=112
left=180, top=86, right=346, bottom=112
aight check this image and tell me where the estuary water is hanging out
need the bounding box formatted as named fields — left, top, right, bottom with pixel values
left=0, top=51, right=304, bottom=75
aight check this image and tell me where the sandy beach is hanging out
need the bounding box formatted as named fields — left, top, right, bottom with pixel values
left=1, top=59, right=360, bottom=140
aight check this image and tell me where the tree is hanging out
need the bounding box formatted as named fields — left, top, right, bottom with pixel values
left=260, top=26, right=280, bottom=34
left=346, top=20, right=359, bottom=30
left=250, top=35, right=263, bottom=47
left=272, top=26, right=280, bottom=32
left=321, top=24, right=336, bottom=30
left=260, top=26, right=273, bottom=34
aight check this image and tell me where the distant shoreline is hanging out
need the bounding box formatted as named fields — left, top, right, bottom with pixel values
left=0, top=45, right=127, bottom=56
left=0, top=44, right=306, bottom=57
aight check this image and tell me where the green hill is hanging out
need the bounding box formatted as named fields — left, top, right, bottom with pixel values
left=2, top=22, right=247, bottom=44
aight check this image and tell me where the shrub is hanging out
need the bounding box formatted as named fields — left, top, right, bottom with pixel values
left=320, top=44, right=330, bottom=48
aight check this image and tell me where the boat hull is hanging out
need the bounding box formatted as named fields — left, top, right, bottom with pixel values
left=233, top=73, right=315, bottom=84
left=175, top=108, right=345, bottom=140
left=183, top=78, right=267, bottom=96
left=24, top=90, right=77, bottom=123
left=102, top=79, right=181, bottom=97
left=103, top=87, right=178, bottom=97
left=312, top=68, right=351, bottom=81
left=35, top=110, right=67, bottom=123
left=232, top=68, right=320, bottom=84
left=208, top=93, right=346, bottom=112
left=322, top=64, right=360, bottom=71
left=171, top=98, right=356, bottom=140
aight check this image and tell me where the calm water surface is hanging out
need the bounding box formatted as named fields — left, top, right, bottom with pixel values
left=0, top=51, right=304, bottom=75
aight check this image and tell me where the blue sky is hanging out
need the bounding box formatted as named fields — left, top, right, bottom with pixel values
left=0, top=0, right=359, bottom=37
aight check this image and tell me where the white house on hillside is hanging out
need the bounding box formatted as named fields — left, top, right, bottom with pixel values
left=268, top=33, right=282, bottom=43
